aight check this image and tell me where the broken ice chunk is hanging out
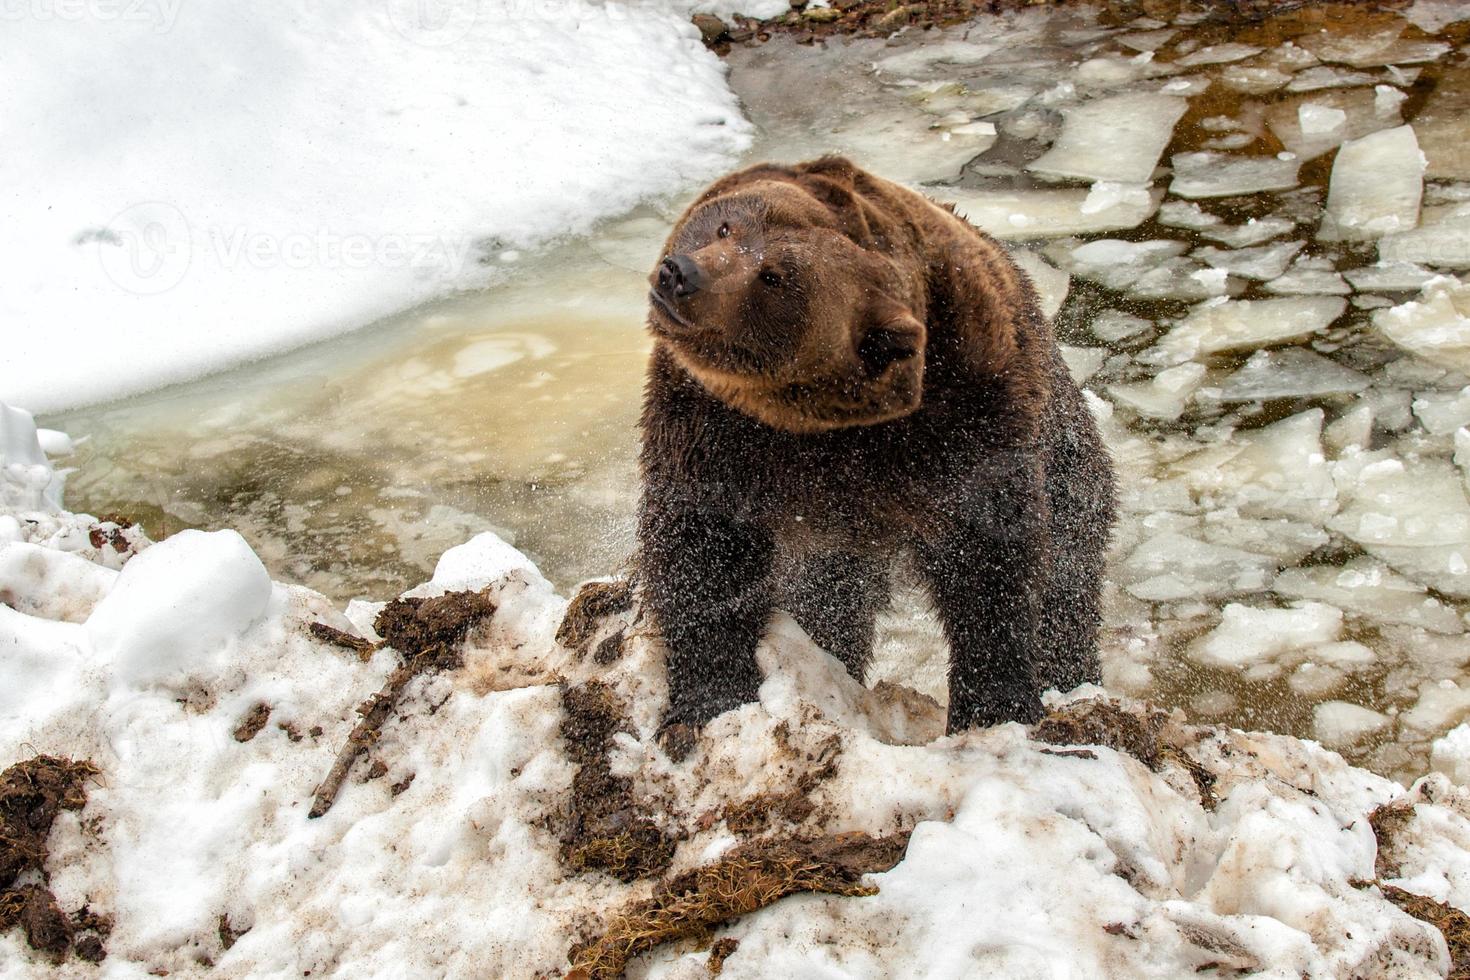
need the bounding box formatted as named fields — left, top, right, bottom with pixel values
left=1378, top=204, right=1470, bottom=268
left=825, top=107, right=998, bottom=183
left=1274, top=557, right=1463, bottom=634
left=1010, top=249, right=1070, bottom=319
left=1080, top=181, right=1155, bottom=216
left=874, top=40, right=1001, bottom=77
left=1266, top=256, right=1350, bottom=296
left=1332, top=456, right=1470, bottom=596
left=1187, top=602, right=1342, bottom=670
left=1200, top=217, right=1298, bottom=248
left=1200, top=512, right=1329, bottom=564
left=1220, top=65, right=1291, bottom=94
left=1170, top=151, right=1300, bottom=198
left=1119, top=532, right=1277, bottom=601
left=1298, top=26, right=1449, bottom=68
left=1159, top=296, right=1346, bottom=358
left=1405, top=0, right=1470, bottom=33
left=1117, top=27, right=1176, bottom=52
left=1372, top=276, right=1470, bottom=373
left=1048, top=239, right=1228, bottom=302
left=1060, top=345, right=1107, bottom=384
left=1208, top=348, right=1369, bottom=401
left=1158, top=200, right=1221, bottom=231
left=1324, top=403, right=1373, bottom=453
left=1285, top=66, right=1376, bottom=92
left=1319, top=126, right=1426, bottom=241
left=1026, top=93, right=1187, bottom=184
left=1414, top=386, right=1470, bottom=435
left=1193, top=240, right=1304, bottom=280
left=944, top=186, right=1162, bottom=239
left=1298, top=103, right=1348, bottom=135
left=1313, top=701, right=1391, bottom=749
left=1107, top=362, right=1206, bottom=420
left=1343, top=261, right=1440, bottom=291
left=1090, top=309, right=1153, bottom=344
left=1266, top=89, right=1402, bottom=160
left=1175, top=43, right=1261, bottom=67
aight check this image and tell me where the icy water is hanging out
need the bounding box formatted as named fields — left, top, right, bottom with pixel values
left=46, top=1, right=1470, bottom=781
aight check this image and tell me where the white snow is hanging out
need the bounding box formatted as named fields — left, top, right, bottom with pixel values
left=1321, top=126, right=1428, bottom=241
left=1170, top=151, right=1301, bottom=199
left=1, top=4, right=751, bottom=415
left=1026, top=93, right=1187, bottom=183
left=89, top=529, right=273, bottom=691
left=8, top=403, right=1470, bottom=978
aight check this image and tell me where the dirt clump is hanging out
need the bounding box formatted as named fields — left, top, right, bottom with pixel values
left=1369, top=800, right=1417, bottom=879
left=565, top=830, right=910, bottom=980
left=1033, top=699, right=1217, bottom=810
left=307, top=590, right=497, bottom=819
left=0, top=756, right=105, bottom=961
left=714, top=732, right=840, bottom=836
left=706, top=936, right=739, bottom=975
left=307, top=621, right=376, bottom=660
left=559, top=682, right=675, bottom=882
left=1, top=756, right=98, bottom=889
left=233, top=702, right=272, bottom=742
left=556, top=580, right=634, bottom=653
left=1355, top=881, right=1470, bottom=979
left=374, top=589, right=497, bottom=669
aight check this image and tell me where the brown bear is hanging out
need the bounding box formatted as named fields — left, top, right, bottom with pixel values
left=637, top=156, right=1115, bottom=755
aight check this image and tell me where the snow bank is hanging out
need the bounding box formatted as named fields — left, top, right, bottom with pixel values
left=1, top=2, right=752, bottom=415
left=6, top=409, right=1470, bottom=978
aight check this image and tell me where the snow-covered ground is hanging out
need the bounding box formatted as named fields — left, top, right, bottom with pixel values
left=1, top=1, right=758, bottom=416
left=8, top=403, right=1470, bottom=978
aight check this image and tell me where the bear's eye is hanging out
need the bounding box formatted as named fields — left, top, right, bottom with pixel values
left=758, top=268, right=782, bottom=287
left=717, top=222, right=731, bottom=239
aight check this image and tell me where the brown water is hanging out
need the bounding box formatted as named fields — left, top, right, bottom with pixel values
left=46, top=1, right=1470, bottom=781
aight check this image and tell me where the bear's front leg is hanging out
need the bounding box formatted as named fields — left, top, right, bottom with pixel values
left=638, top=496, right=774, bottom=757
left=916, top=471, right=1051, bottom=734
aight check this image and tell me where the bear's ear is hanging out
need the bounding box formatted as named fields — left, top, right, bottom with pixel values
left=801, top=174, right=884, bottom=250
left=854, top=299, right=926, bottom=417
left=856, top=305, right=925, bottom=378
left=797, top=155, right=861, bottom=183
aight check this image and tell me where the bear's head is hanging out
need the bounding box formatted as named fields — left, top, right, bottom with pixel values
left=646, top=160, right=928, bottom=434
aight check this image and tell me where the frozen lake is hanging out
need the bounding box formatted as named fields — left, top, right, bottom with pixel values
left=45, top=1, right=1470, bottom=781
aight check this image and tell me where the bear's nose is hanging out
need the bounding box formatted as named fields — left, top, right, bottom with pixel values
left=657, top=254, right=703, bottom=300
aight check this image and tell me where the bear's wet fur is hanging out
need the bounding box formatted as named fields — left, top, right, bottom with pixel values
left=638, top=156, right=1115, bottom=751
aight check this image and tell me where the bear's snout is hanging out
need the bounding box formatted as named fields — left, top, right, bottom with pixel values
left=656, top=254, right=703, bottom=301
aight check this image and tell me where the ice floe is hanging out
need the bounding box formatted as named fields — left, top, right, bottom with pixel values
left=1026, top=93, right=1187, bottom=184
left=1320, top=126, right=1427, bottom=241
left=1158, top=296, right=1347, bottom=359
left=1170, top=151, right=1301, bottom=199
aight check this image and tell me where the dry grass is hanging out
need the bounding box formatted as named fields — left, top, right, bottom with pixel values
left=566, top=831, right=909, bottom=980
